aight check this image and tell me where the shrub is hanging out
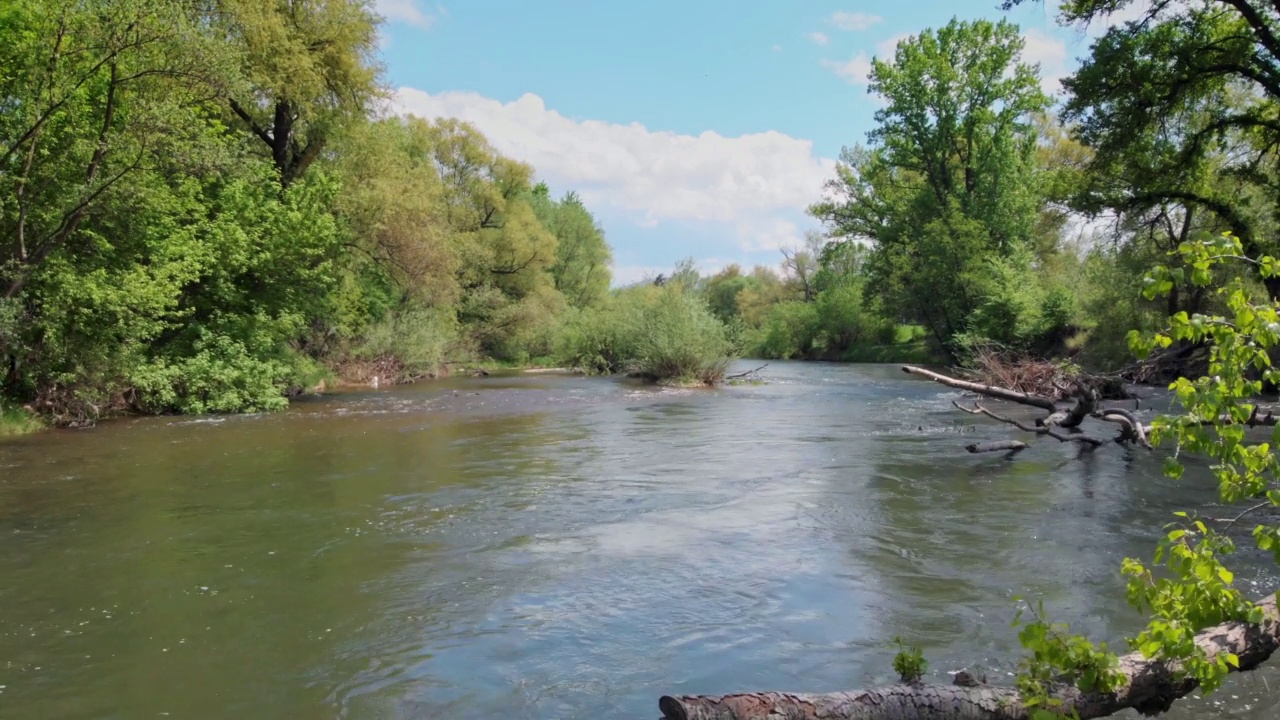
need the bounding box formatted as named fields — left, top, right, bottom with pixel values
left=556, top=284, right=738, bottom=384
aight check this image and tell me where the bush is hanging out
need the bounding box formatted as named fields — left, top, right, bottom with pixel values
left=749, top=301, right=819, bottom=359
left=556, top=284, right=738, bottom=384
left=348, top=307, right=459, bottom=382
left=130, top=331, right=292, bottom=415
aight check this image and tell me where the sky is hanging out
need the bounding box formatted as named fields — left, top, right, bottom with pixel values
left=375, top=0, right=1145, bottom=286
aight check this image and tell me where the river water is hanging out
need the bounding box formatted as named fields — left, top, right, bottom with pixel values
left=1, top=361, right=1277, bottom=719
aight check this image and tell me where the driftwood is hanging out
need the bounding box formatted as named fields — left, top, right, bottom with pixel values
left=952, top=401, right=1104, bottom=447
left=903, top=365, right=1148, bottom=452
left=965, top=440, right=1027, bottom=454
left=727, top=363, right=769, bottom=380
left=902, top=366, right=1057, bottom=412
left=659, top=593, right=1280, bottom=720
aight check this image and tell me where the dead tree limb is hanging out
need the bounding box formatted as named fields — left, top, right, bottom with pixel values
left=953, top=401, right=1105, bottom=448
left=902, top=366, right=1057, bottom=412
left=727, top=363, right=769, bottom=380
left=965, top=440, right=1028, bottom=454
left=1095, top=409, right=1153, bottom=449
left=659, top=593, right=1280, bottom=720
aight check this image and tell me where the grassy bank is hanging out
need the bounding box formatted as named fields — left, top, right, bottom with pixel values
left=0, top=404, right=44, bottom=438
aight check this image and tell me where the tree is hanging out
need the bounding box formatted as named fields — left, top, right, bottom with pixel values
left=214, top=0, right=383, bottom=188
left=528, top=184, right=613, bottom=308
left=810, top=18, right=1051, bottom=354
left=1006, top=0, right=1280, bottom=293
left=1, top=0, right=232, bottom=301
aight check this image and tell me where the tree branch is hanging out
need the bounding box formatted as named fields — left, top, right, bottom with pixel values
left=902, top=365, right=1058, bottom=412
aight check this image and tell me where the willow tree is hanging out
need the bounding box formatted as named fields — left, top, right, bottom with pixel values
left=810, top=18, right=1051, bottom=354
left=213, top=0, right=383, bottom=188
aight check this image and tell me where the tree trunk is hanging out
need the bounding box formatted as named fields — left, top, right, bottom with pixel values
left=659, top=594, right=1279, bottom=720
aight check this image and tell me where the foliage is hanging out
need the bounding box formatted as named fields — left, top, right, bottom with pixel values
left=557, top=284, right=738, bottom=385
left=0, top=0, right=618, bottom=423
left=890, top=637, right=927, bottom=684
left=1007, top=233, right=1280, bottom=712
left=0, top=402, right=42, bottom=437
left=810, top=18, right=1051, bottom=357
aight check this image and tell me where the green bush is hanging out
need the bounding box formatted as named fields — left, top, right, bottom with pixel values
left=750, top=301, right=819, bottom=359
left=556, top=284, right=737, bottom=384
left=351, top=307, right=459, bottom=380
left=130, top=331, right=292, bottom=415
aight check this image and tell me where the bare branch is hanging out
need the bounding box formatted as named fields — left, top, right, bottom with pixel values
left=903, top=365, right=1058, bottom=412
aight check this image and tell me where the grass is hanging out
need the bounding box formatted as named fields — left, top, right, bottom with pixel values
left=1, top=403, right=44, bottom=437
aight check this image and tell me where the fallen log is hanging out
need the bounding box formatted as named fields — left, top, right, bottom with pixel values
left=902, top=366, right=1058, bottom=412
left=658, top=593, right=1280, bottom=720
left=965, top=440, right=1028, bottom=454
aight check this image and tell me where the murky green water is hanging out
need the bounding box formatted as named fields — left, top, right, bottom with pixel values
left=2, top=362, right=1277, bottom=719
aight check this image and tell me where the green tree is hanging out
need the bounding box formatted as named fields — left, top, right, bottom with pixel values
left=810, top=18, right=1051, bottom=355
left=529, top=183, right=612, bottom=308
left=1007, top=0, right=1280, bottom=293
left=215, top=0, right=383, bottom=187
left=1, top=0, right=232, bottom=301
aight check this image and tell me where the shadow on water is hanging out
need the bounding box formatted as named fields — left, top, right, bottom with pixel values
left=2, top=361, right=1279, bottom=719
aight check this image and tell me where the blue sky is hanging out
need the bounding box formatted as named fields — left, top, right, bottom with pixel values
left=376, top=1, right=1133, bottom=284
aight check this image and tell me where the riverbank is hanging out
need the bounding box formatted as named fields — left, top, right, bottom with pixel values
left=0, top=403, right=43, bottom=438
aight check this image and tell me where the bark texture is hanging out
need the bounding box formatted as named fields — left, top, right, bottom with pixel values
left=659, top=594, right=1279, bottom=720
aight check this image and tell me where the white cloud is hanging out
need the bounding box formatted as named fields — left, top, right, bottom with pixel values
left=375, top=0, right=436, bottom=29
left=829, top=11, right=882, bottom=32
left=1021, top=28, right=1070, bottom=95
left=392, top=88, right=835, bottom=249
left=808, top=31, right=830, bottom=46
left=736, top=218, right=804, bottom=253
left=772, top=43, right=783, bottom=52
left=875, top=33, right=911, bottom=59
left=822, top=52, right=874, bottom=86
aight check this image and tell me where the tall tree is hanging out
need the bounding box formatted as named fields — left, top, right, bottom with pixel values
left=214, top=0, right=382, bottom=187
left=810, top=18, right=1051, bottom=352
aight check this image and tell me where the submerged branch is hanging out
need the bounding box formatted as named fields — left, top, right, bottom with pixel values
left=953, top=401, right=1105, bottom=447
left=726, top=363, right=768, bottom=380
left=659, top=593, right=1280, bottom=720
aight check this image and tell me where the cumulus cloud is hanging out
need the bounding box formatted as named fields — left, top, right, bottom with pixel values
left=823, top=52, right=873, bottom=86
left=829, top=11, right=882, bottom=31
left=808, top=31, right=830, bottom=46
left=1021, top=28, right=1070, bottom=95
left=375, top=0, right=436, bottom=29
left=822, top=34, right=909, bottom=85
left=391, top=88, right=835, bottom=251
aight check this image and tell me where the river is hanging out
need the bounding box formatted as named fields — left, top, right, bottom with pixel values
left=1, top=361, right=1277, bottom=719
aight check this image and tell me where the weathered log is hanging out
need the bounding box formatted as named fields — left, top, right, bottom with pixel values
left=1095, top=408, right=1152, bottom=449
left=902, top=366, right=1057, bottom=412
left=659, top=593, right=1280, bottom=720
left=953, top=401, right=1105, bottom=448
left=965, top=440, right=1028, bottom=454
